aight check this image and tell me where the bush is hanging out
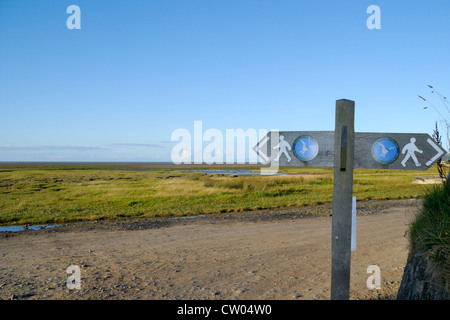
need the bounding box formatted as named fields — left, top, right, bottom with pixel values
left=408, top=182, right=449, bottom=285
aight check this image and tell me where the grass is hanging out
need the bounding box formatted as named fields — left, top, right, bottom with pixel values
left=408, top=182, right=449, bottom=285
left=0, top=164, right=439, bottom=226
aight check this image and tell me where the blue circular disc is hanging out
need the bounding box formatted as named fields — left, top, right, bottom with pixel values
left=293, top=136, right=319, bottom=162
left=371, top=137, right=400, bottom=165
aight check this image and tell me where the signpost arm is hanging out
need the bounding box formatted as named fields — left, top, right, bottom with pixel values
left=331, top=99, right=355, bottom=300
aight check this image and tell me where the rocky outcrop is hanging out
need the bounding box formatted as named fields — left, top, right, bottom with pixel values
left=397, top=253, right=449, bottom=300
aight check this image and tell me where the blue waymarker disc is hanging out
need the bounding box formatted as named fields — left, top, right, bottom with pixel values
left=371, top=137, right=400, bottom=165
left=293, top=136, right=319, bottom=162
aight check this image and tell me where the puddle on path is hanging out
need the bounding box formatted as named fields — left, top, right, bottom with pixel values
left=0, top=224, right=61, bottom=233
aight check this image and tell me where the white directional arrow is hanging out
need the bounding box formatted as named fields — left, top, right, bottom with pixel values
left=426, top=138, right=445, bottom=167
left=252, top=134, right=270, bottom=163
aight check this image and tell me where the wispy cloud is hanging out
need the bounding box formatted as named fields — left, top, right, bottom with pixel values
left=0, top=145, right=107, bottom=151
left=110, top=143, right=164, bottom=148
left=0, top=145, right=112, bottom=161
left=0, top=144, right=171, bottom=161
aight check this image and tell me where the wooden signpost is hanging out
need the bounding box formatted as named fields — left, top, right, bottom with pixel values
left=253, top=99, right=446, bottom=300
left=331, top=99, right=355, bottom=300
left=254, top=131, right=445, bottom=171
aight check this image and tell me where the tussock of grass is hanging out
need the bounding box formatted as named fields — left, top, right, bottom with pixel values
left=408, top=183, right=450, bottom=284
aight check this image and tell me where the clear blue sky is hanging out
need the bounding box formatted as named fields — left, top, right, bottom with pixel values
left=1, top=0, right=449, bottom=161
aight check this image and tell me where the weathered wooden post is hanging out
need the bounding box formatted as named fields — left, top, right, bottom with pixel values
left=252, top=98, right=445, bottom=300
left=331, top=99, right=355, bottom=300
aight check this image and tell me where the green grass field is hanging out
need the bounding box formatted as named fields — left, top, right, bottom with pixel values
left=0, top=164, right=441, bottom=226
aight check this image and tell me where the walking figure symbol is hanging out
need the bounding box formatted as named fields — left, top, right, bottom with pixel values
left=401, top=138, right=423, bottom=167
left=273, top=135, right=291, bottom=162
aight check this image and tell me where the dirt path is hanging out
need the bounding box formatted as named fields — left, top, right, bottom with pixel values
left=0, top=200, right=419, bottom=300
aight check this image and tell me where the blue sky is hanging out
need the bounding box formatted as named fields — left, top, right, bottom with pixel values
left=0, top=0, right=449, bottom=162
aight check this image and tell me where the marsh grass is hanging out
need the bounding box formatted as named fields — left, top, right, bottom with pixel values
left=0, top=165, right=437, bottom=225
left=408, top=183, right=449, bottom=285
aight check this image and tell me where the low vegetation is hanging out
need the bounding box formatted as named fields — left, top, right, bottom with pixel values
left=0, top=164, right=438, bottom=226
left=407, top=182, right=449, bottom=290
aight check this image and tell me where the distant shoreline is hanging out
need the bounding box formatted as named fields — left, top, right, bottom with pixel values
left=0, top=162, right=267, bottom=169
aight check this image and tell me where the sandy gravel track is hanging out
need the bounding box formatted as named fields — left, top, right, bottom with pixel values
left=0, top=200, right=419, bottom=300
